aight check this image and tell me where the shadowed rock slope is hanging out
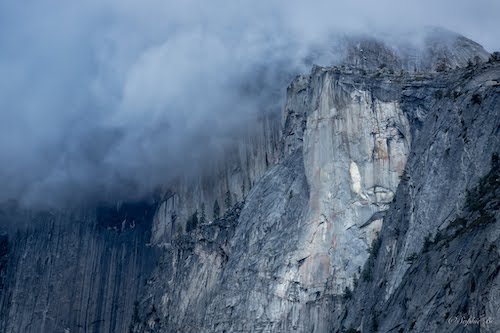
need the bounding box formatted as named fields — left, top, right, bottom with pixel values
left=334, top=62, right=500, bottom=333
left=0, top=202, right=159, bottom=333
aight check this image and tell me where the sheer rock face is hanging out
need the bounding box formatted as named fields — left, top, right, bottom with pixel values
left=122, top=32, right=499, bottom=332
left=133, top=60, right=498, bottom=333
left=150, top=28, right=490, bottom=249
left=0, top=204, right=158, bottom=333
left=334, top=63, right=500, bottom=333
left=134, top=152, right=312, bottom=332
left=288, top=68, right=411, bottom=295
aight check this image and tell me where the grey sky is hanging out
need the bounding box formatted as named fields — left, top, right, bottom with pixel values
left=0, top=0, right=498, bottom=207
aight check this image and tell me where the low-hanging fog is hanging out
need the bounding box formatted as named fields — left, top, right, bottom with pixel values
left=1, top=0, right=499, bottom=207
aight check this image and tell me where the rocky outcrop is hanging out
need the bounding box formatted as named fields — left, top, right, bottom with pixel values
left=131, top=150, right=310, bottom=332
left=339, top=28, right=490, bottom=73
left=334, top=61, right=500, bottom=333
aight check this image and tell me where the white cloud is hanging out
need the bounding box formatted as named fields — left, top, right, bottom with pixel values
left=0, top=0, right=498, bottom=207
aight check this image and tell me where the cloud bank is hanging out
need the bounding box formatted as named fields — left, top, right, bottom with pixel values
left=0, top=0, right=498, bottom=207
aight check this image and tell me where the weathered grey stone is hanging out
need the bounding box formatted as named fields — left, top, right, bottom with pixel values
left=129, top=38, right=498, bottom=333
left=334, top=61, right=500, bottom=333
left=0, top=203, right=158, bottom=333
left=1, top=31, right=498, bottom=333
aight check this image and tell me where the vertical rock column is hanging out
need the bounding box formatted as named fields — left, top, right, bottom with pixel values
left=285, top=69, right=411, bottom=296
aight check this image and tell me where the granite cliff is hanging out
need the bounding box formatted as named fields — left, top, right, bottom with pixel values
left=0, top=31, right=499, bottom=333
left=128, top=34, right=499, bottom=333
left=0, top=202, right=158, bottom=332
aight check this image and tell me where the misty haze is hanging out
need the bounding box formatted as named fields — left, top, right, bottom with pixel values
left=0, top=1, right=499, bottom=333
